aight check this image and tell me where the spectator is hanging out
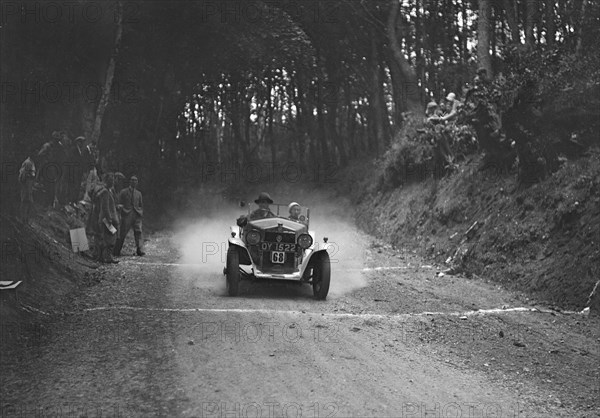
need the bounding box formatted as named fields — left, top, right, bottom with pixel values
left=114, top=175, right=145, bottom=256
left=69, top=136, right=94, bottom=202
left=425, top=101, right=442, bottom=124
left=440, top=92, right=463, bottom=123
left=86, top=176, right=107, bottom=261
left=18, top=156, right=36, bottom=224
left=36, top=131, right=64, bottom=207
left=97, top=173, right=120, bottom=264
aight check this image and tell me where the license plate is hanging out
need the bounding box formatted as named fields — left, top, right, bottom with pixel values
left=271, top=251, right=285, bottom=264
left=261, top=242, right=296, bottom=252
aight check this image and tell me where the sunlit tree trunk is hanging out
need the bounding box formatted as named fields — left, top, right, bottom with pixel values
left=491, top=5, right=497, bottom=60
left=545, top=0, right=556, bottom=46
left=387, top=53, right=405, bottom=127
left=266, top=72, right=275, bottom=163
left=504, top=0, right=521, bottom=44
left=477, top=0, right=494, bottom=77
left=91, top=1, right=123, bottom=154
left=369, top=34, right=384, bottom=155
left=525, top=0, right=538, bottom=48
left=291, top=74, right=306, bottom=169
left=575, top=0, right=588, bottom=54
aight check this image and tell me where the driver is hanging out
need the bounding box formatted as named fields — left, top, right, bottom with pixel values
left=249, top=192, right=276, bottom=220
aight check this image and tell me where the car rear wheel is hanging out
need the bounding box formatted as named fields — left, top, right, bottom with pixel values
left=312, top=252, right=331, bottom=300
left=226, top=247, right=240, bottom=296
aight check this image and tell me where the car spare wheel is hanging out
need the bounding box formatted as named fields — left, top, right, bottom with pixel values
left=226, top=247, right=240, bottom=296
left=312, top=252, right=331, bottom=300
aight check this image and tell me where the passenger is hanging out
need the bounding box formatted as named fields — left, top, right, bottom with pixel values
left=288, top=202, right=305, bottom=224
left=249, top=192, right=276, bottom=220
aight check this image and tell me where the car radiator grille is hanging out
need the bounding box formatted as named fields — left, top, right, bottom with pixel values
left=264, top=232, right=296, bottom=244
left=250, top=231, right=298, bottom=273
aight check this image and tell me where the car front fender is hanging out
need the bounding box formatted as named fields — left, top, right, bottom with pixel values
left=299, top=245, right=332, bottom=279
left=227, top=238, right=252, bottom=265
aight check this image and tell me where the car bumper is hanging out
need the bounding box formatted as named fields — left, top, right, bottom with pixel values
left=245, top=266, right=303, bottom=281
left=254, top=272, right=303, bottom=280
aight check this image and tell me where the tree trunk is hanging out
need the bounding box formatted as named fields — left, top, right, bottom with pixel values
left=292, top=74, right=307, bottom=169
left=545, top=0, right=555, bottom=46
left=323, top=57, right=347, bottom=166
left=91, top=1, right=123, bottom=154
left=575, top=0, right=588, bottom=54
left=477, top=0, right=494, bottom=77
left=503, top=0, right=521, bottom=44
left=267, top=73, right=275, bottom=163
left=231, top=94, right=248, bottom=166
left=491, top=5, right=497, bottom=60
left=369, top=34, right=385, bottom=155
left=525, top=0, right=538, bottom=48
left=316, top=90, right=330, bottom=167
left=387, top=0, right=422, bottom=115
left=386, top=53, right=405, bottom=128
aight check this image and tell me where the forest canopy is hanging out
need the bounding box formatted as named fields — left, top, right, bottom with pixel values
left=1, top=0, right=599, bottom=207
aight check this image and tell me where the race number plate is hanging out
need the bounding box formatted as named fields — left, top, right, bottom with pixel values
left=271, top=251, right=285, bottom=264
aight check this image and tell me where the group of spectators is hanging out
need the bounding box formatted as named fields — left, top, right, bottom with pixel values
left=18, top=131, right=96, bottom=220
left=425, top=91, right=464, bottom=125
left=88, top=173, right=145, bottom=263
left=418, top=68, right=503, bottom=169
left=17, top=131, right=145, bottom=264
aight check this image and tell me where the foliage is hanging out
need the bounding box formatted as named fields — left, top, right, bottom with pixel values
left=378, top=114, right=478, bottom=190
left=379, top=115, right=432, bottom=189
left=495, top=46, right=600, bottom=184
left=2, top=0, right=599, bottom=215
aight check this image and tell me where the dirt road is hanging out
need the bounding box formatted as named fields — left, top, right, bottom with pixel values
left=1, top=208, right=599, bottom=417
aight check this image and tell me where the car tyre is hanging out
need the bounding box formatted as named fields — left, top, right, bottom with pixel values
left=226, top=246, right=240, bottom=296
left=312, top=252, right=331, bottom=300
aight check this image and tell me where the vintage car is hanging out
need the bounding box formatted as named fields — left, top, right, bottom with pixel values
left=223, top=202, right=331, bottom=299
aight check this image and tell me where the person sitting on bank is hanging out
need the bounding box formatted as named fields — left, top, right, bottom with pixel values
left=425, top=101, right=442, bottom=124
left=440, top=92, right=463, bottom=123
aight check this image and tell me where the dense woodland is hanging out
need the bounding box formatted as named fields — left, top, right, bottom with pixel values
left=1, top=0, right=599, bottom=211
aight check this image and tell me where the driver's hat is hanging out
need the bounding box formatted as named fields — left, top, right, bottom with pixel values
left=255, top=192, right=273, bottom=204
left=288, top=202, right=300, bottom=212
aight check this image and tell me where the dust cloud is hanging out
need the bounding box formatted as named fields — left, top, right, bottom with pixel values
left=171, top=184, right=369, bottom=298
left=172, top=203, right=241, bottom=295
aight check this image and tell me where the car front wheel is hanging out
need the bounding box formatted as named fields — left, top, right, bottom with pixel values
left=312, top=252, right=331, bottom=300
left=226, top=247, right=240, bottom=296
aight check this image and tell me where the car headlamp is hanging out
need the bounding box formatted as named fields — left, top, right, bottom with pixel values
left=297, top=233, right=313, bottom=249
left=246, top=230, right=261, bottom=245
